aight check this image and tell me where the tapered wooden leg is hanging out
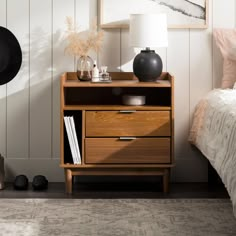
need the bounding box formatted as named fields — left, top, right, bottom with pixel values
left=65, top=169, right=73, bottom=194
left=163, top=168, right=170, bottom=193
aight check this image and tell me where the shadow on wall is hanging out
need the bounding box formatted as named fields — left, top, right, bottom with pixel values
left=99, top=28, right=137, bottom=72
left=0, top=23, right=102, bottom=180
left=0, top=27, right=68, bottom=157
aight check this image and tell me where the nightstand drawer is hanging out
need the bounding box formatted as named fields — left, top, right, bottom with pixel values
left=86, top=111, right=170, bottom=137
left=85, top=138, right=170, bottom=164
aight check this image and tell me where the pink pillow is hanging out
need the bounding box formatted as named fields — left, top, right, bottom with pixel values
left=213, top=29, right=236, bottom=89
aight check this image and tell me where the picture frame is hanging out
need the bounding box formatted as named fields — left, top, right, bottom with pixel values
left=99, top=0, right=208, bottom=29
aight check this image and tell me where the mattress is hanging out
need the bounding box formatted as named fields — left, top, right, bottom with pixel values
left=189, top=89, right=236, bottom=217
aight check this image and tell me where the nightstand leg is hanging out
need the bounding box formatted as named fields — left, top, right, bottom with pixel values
left=163, top=168, right=170, bottom=193
left=65, top=169, right=73, bottom=194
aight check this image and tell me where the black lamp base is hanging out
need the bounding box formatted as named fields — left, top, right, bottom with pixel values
left=133, top=49, right=163, bottom=82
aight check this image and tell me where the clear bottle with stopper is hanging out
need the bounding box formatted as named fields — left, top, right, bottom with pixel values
left=100, top=66, right=110, bottom=81
left=92, top=60, right=99, bottom=82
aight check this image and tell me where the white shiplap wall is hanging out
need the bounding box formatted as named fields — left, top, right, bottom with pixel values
left=0, top=0, right=235, bottom=182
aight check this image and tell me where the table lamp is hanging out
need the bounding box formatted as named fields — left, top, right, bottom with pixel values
left=129, top=13, right=168, bottom=82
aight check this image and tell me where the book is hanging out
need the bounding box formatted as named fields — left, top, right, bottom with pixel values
left=64, top=116, right=76, bottom=164
left=64, top=116, right=81, bottom=164
left=69, top=116, right=81, bottom=164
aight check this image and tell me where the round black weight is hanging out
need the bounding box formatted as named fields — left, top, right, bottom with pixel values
left=32, top=175, right=48, bottom=190
left=13, top=175, right=29, bottom=190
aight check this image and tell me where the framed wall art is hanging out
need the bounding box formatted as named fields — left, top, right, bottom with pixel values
left=99, top=0, right=208, bottom=29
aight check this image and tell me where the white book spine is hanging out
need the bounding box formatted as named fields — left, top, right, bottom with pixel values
left=64, top=116, right=77, bottom=164
left=67, top=116, right=79, bottom=164
left=69, top=116, right=81, bottom=164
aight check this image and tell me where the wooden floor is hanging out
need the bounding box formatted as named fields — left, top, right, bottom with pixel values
left=0, top=177, right=229, bottom=199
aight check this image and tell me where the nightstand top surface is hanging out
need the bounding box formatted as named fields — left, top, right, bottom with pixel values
left=62, top=72, right=173, bottom=88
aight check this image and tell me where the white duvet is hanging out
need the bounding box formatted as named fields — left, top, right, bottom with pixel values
left=189, top=89, right=236, bottom=218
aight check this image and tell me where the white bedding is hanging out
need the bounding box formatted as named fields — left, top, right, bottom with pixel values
left=189, top=89, right=236, bottom=217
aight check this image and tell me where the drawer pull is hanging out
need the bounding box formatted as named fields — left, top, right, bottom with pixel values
left=119, top=110, right=136, bottom=113
left=119, top=137, right=137, bottom=140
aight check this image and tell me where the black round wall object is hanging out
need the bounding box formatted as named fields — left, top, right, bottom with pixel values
left=0, top=26, right=22, bottom=85
left=133, top=50, right=163, bottom=82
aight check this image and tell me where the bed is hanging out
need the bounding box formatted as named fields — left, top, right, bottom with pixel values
left=189, top=88, right=236, bottom=217
left=189, top=28, right=236, bottom=218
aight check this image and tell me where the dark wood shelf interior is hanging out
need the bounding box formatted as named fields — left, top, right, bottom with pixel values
left=63, top=110, right=83, bottom=164
left=64, top=87, right=171, bottom=106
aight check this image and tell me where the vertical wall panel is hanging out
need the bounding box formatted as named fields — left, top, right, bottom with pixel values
left=0, top=0, right=6, bottom=25
left=121, top=29, right=136, bottom=72
left=89, top=0, right=98, bottom=25
left=190, top=30, right=213, bottom=111
left=187, top=0, right=213, bottom=182
left=0, top=0, right=7, bottom=157
left=190, top=0, right=213, bottom=113
left=76, top=0, right=98, bottom=62
left=166, top=29, right=191, bottom=181
left=167, top=30, right=190, bottom=158
left=30, top=0, right=52, bottom=158
left=98, top=29, right=121, bottom=71
left=52, top=0, right=75, bottom=159
left=213, top=0, right=235, bottom=88
left=7, top=0, right=29, bottom=158
left=89, top=0, right=99, bottom=63
left=76, top=0, right=90, bottom=29
left=190, top=0, right=213, bottom=111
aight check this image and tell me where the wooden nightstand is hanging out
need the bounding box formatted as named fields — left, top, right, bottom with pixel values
left=60, top=72, right=174, bottom=194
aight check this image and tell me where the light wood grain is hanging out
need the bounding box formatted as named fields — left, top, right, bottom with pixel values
left=63, top=72, right=171, bottom=87
left=86, top=111, right=170, bottom=137
left=85, top=138, right=170, bottom=164
left=65, top=169, right=72, bottom=194
left=60, top=72, right=174, bottom=193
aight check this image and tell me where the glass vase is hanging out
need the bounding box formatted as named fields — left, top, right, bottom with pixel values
left=77, top=55, right=93, bottom=81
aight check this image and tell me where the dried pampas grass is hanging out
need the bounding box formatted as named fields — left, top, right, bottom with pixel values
left=64, top=17, right=104, bottom=57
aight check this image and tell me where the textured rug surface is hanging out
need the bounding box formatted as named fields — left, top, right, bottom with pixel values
left=0, top=199, right=235, bottom=236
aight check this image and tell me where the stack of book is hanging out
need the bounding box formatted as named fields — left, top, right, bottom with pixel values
left=64, top=116, right=81, bottom=164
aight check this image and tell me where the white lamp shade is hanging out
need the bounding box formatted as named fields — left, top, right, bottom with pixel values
left=129, top=13, right=168, bottom=48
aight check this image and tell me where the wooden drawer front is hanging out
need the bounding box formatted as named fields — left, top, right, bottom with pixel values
left=85, top=138, right=170, bottom=164
left=86, top=111, right=170, bottom=137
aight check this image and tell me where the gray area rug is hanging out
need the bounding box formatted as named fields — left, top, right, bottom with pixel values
left=0, top=199, right=235, bottom=236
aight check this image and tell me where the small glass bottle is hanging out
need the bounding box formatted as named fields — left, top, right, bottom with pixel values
left=92, top=60, right=99, bottom=82
left=99, top=66, right=109, bottom=81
